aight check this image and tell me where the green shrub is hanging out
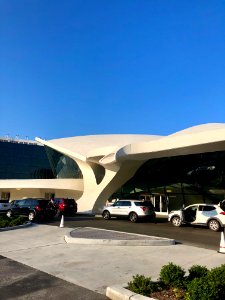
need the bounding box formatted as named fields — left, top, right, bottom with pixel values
left=0, top=217, right=10, bottom=227
left=0, top=215, right=27, bottom=228
left=187, top=265, right=208, bottom=281
left=127, top=274, right=157, bottom=296
left=9, top=216, right=27, bottom=227
left=185, top=264, right=225, bottom=300
left=0, top=215, right=10, bottom=221
left=185, top=276, right=221, bottom=300
left=207, top=264, right=225, bottom=299
left=185, top=277, right=209, bottom=300
left=159, top=262, right=185, bottom=288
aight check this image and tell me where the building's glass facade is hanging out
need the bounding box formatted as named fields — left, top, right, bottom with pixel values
left=112, top=150, right=225, bottom=211
left=0, top=140, right=53, bottom=179
left=0, top=140, right=83, bottom=180
left=45, top=146, right=82, bottom=179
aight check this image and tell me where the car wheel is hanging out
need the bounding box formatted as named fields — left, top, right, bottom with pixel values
left=28, top=212, right=35, bottom=221
left=129, top=212, right=138, bottom=223
left=208, top=219, right=220, bottom=231
left=171, top=216, right=182, bottom=227
left=102, top=210, right=111, bottom=220
left=6, top=210, right=12, bottom=218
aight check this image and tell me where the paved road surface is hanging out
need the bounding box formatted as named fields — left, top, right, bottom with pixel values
left=0, top=255, right=108, bottom=300
left=1, top=215, right=223, bottom=299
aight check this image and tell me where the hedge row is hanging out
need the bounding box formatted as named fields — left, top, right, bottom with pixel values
left=127, top=262, right=225, bottom=300
left=0, top=215, right=27, bottom=228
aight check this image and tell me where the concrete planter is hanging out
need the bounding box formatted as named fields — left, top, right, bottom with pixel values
left=106, top=284, right=157, bottom=300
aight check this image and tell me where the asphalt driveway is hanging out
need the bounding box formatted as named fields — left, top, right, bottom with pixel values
left=0, top=255, right=108, bottom=300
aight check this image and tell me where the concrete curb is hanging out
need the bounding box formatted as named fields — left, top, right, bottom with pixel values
left=0, top=221, right=32, bottom=231
left=106, top=284, right=156, bottom=300
left=65, top=227, right=176, bottom=246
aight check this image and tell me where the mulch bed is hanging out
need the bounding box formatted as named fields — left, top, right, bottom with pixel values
left=150, top=287, right=185, bottom=300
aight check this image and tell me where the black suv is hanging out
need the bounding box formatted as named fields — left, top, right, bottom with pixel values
left=53, top=198, right=77, bottom=216
left=6, top=198, right=56, bottom=221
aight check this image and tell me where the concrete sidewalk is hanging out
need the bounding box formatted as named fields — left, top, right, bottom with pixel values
left=0, top=224, right=224, bottom=296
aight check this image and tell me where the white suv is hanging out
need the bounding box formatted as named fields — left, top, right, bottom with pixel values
left=168, top=203, right=225, bottom=231
left=102, top=200, right=156, bottom=223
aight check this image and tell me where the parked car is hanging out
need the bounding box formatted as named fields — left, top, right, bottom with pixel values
left=102, top=199, right=156, bottom=223
left=53, top=198, right=77, bottom=216
left=6, top=198, right=56, bottom=221
left=0, top=199, right=11, bottom=213
left=168, top=203, right=225, bottom=231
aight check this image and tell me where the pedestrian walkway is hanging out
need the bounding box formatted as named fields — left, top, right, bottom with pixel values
left=0, top=224, right=224, bottom=297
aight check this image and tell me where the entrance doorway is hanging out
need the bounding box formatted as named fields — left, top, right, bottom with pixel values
left=139, top=193, right=168, bottom=215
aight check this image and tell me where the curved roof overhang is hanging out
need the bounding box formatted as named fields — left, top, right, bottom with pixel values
left=115, top=123, right=225, bottom=163
left=36, top=123, right=225, bottom=167
left=36, top=134, right=161, bottom=166
left=36, top=137, right=87, bottom=161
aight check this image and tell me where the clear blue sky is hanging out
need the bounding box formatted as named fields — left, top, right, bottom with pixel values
left=1, top=0, right=225, bottom=140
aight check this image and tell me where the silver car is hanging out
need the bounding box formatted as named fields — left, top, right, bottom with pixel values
left=102, top=199, right=156, bottom=223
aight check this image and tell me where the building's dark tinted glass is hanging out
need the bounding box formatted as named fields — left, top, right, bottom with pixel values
left=112, top=150, right=225, bottom=210
left=45, top=146, right=82, bottom=179
left=0, top=140, right=53, bottom=179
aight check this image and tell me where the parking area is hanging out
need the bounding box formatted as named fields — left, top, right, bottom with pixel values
left=1, top=222, right=225, bottom=299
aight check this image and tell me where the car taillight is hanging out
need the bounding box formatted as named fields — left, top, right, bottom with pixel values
left=35, top=205, right=42, bottom=211
left=220, top=212, right=225, bottom=215
left=59, top=203, right=65, bottom=209
left=140, top=206, right=147, bottom=212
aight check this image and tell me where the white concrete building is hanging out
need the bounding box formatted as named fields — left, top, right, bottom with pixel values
left=1, top=123, right=225, bottom=214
